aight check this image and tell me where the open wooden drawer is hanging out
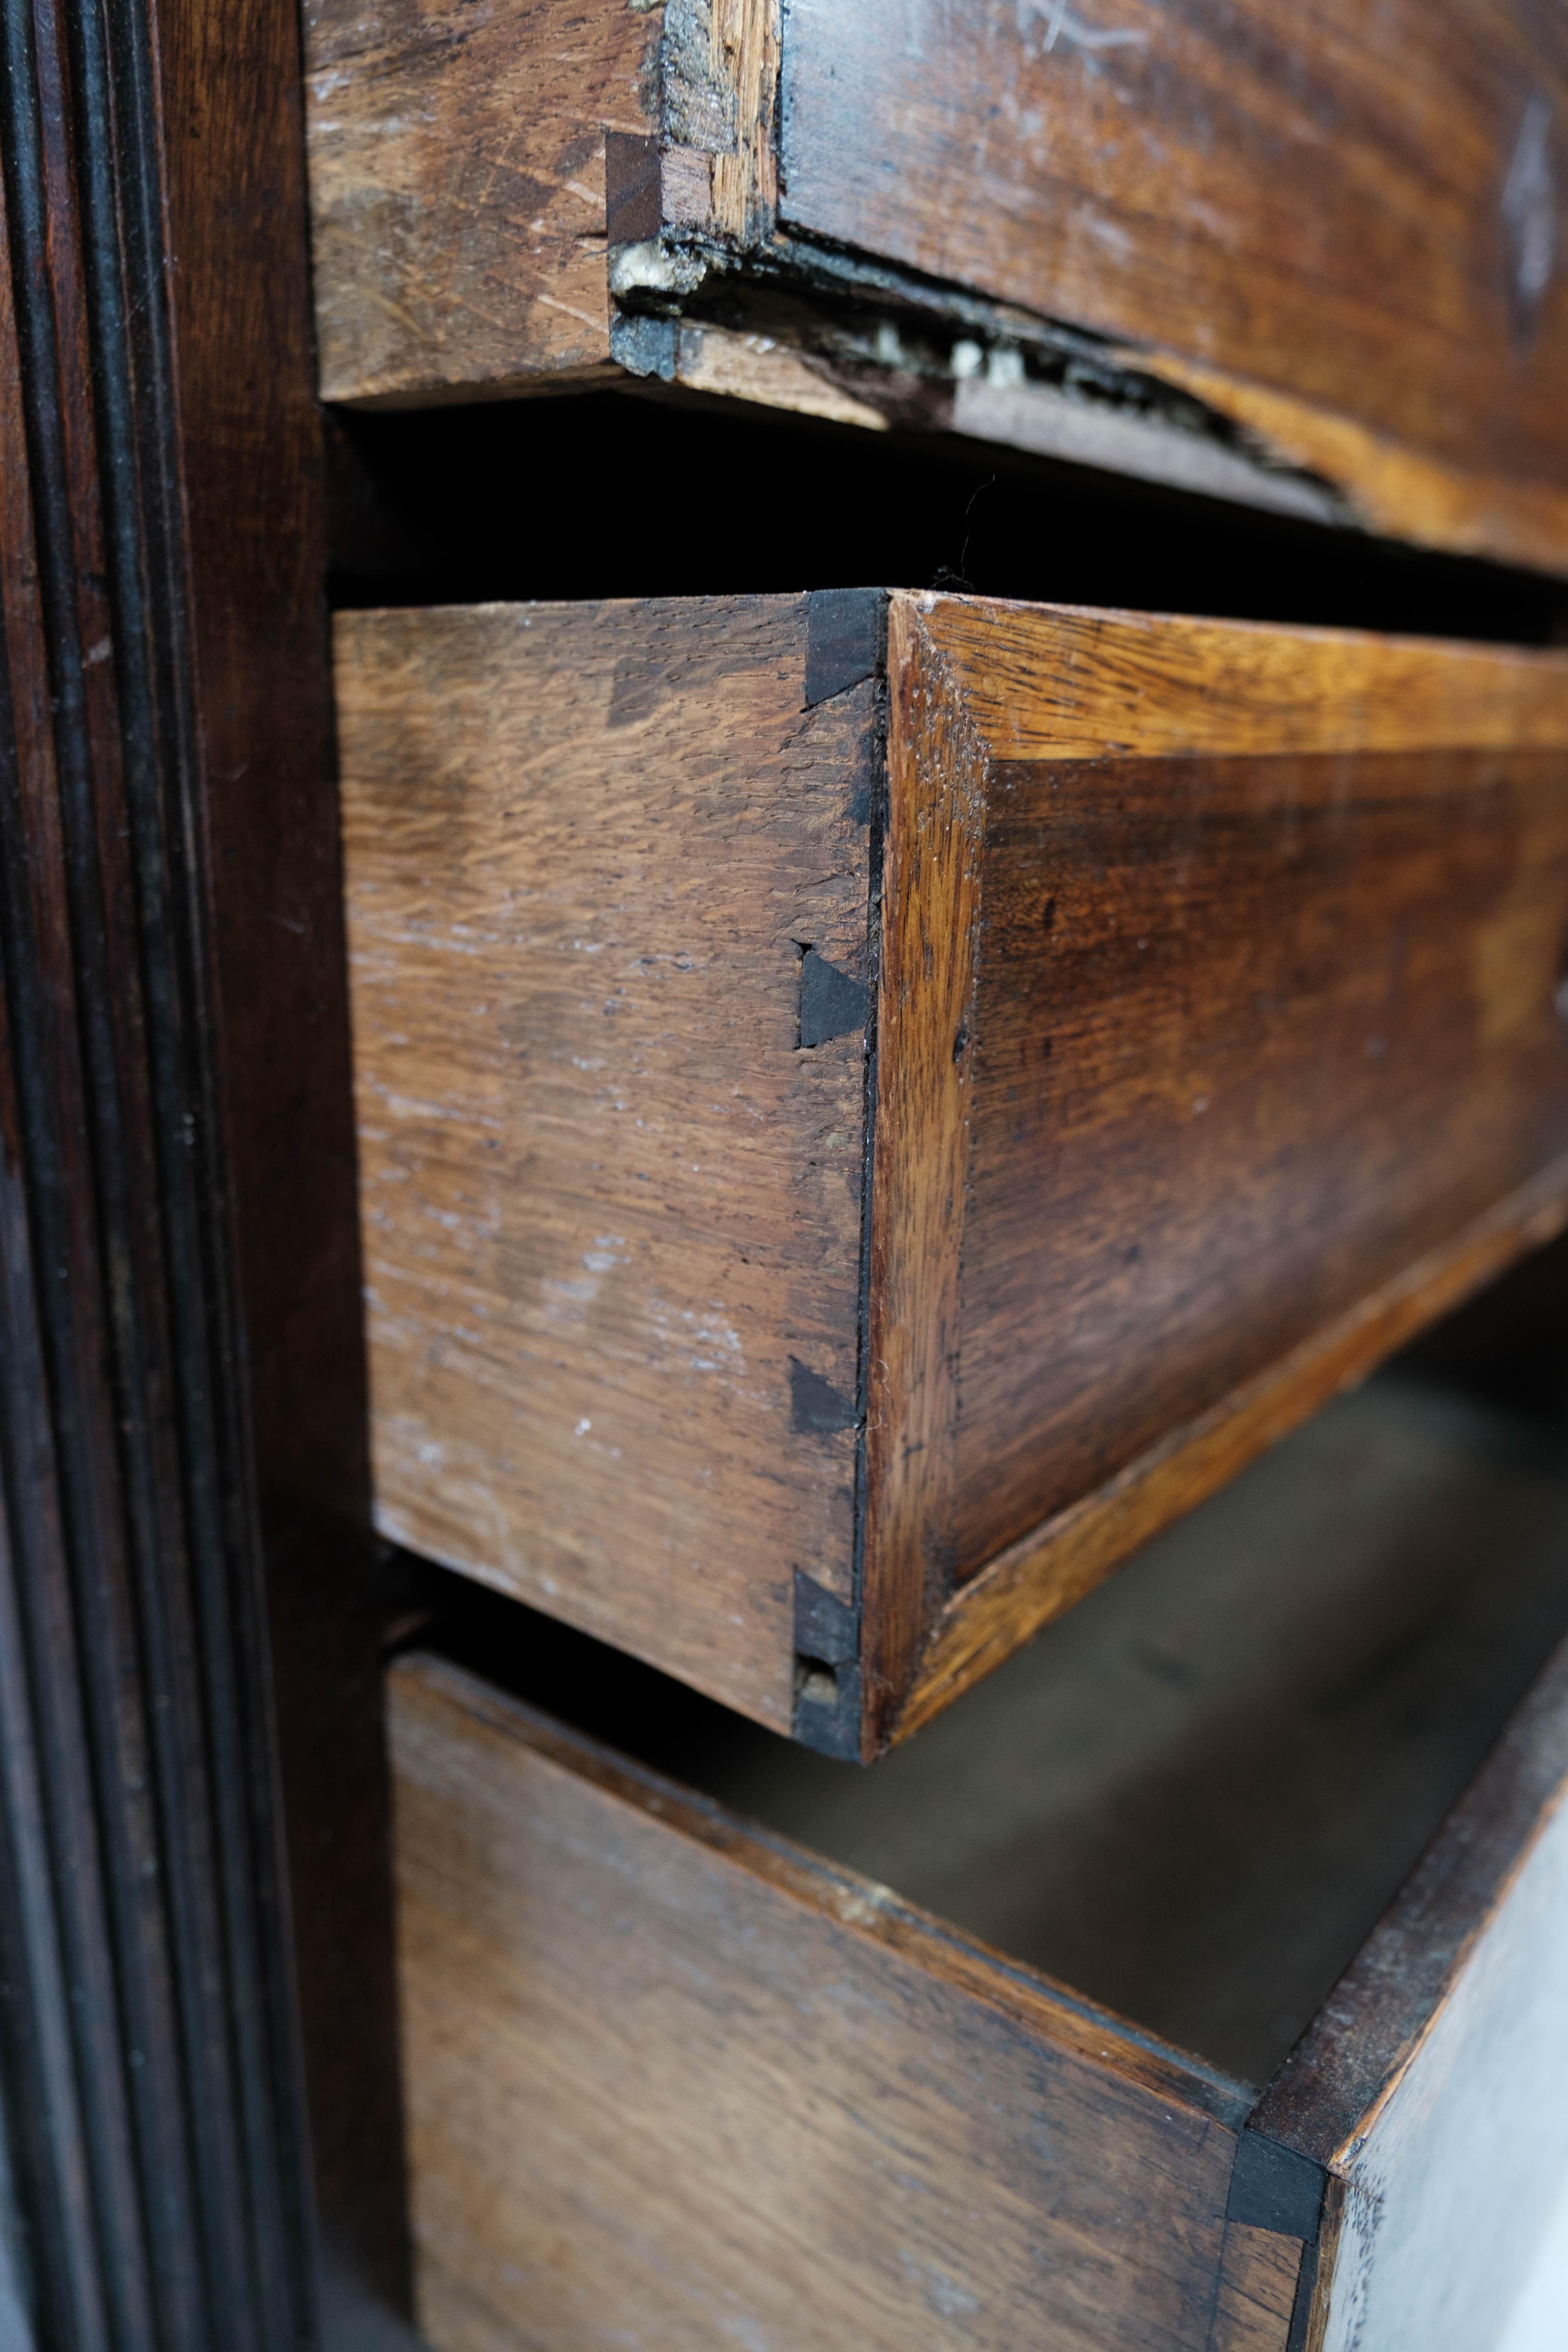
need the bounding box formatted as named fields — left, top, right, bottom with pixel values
left=340, top=591, right=1568, bottom=1755
left=387, top=1374, right=1568, bottom=2351
left=303, top=0, right=1568, bottom=573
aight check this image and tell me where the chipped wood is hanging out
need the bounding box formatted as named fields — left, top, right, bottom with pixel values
left=308, top=0, right=1568, bottom=567
left=662, top=0, right=779, bottom=242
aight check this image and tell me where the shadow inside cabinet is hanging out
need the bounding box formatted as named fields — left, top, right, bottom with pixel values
left=326, top=387, right=1568, bottom=649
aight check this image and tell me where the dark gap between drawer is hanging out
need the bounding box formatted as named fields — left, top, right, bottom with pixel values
left=325, top=389, right=1568, bottom=646
left=395, top=1232, right=1568, bottom=2091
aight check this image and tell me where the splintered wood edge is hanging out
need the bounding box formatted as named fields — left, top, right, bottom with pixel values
left=387, top=1648, right=1254, bottom=2128
left=1120, top=348, right=1568, bottom=582
left=707, top=0, right=780, bottom=243
left=890, top=1156, right=1568, bottom=1750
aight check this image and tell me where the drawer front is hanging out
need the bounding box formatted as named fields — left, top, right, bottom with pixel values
left=339, top=594, right=1568, bottom=1752
left=305, top=2, right=1568, bottom=571
left=880, top=598, right=1568, bottom=1744
left=778, top=2, right=1568, bottom=567
left=389, top=1633, right=1568, bottom=2352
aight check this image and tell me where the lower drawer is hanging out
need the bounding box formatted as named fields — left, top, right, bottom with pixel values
left=388, top=1375, right=1568, bottom=2352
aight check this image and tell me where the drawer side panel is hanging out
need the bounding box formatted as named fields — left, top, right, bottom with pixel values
left=391, top=1657, right=1246, bottom=2352
left=338, top=598, right=871, bottom=1730
left=305, top=0, right=655, bottom=404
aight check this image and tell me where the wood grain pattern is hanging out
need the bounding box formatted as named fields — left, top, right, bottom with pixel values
left=1208, top=2226, right=1302, bottom=2352
left=307, top=0, right=1568, bottom=564
left=860, top=597, right=986, bottom=1729
left=680, top=0, right=779, bottom=243
left=390, top=1628, right=1568, bottom=2347
left=1252, top=1632, right=1568, bottom=2351
left=870, top=594, right=1568, bottom=1744
left=158, top=0, right=412, bottom=2300
left=896, top=1161, right=1568, bottom=1744
left=338, top=597, right=871, bottom=1732
left=343, top=593, right=1568, bottom=1750
left=1122, top=349, right=1568, bottom=580
left=922, top=597, right=1568, bottom=764
left=0, top=0, right=390, bottom=2320
left=781, top=0, right=1568, bottom=564
left=305, top=0, right=656, bottom=404
left=389, top=1651, right=1255, bottom=2352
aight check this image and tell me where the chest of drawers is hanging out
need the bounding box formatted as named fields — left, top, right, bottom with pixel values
left=7, top=0, right=1565, bottom=2335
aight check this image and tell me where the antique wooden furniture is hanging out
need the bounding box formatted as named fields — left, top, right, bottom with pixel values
left=305, top=0, right=1568, bottom=571
left=4, top=0, right=1566, bottom=2339
left=339, top=589, right=1568, bottom=1755
left=386, top=1372, right=1568, bottom=2352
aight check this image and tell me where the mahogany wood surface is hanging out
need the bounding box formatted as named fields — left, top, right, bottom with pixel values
left=388, top=1651, right=1263, bottom=2352
left=338, top=593, right=1568, bottom=1753
left=305, top=0, right=1568, bottom=569
left=155, top=0, right=412, bottom=2308
left=0, top=0, right=407, bottom=2325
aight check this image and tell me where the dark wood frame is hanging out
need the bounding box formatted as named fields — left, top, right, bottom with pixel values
left=0, top=0, right=407, bottom=2337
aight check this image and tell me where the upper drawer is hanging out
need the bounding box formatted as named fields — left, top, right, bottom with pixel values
left=305, top=0, right=1568, bottom=572
left=338, top=591, right=1568, bottom=1754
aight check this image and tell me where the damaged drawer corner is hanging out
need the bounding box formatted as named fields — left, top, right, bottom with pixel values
left=304, top=0, right=1568, bottom=573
